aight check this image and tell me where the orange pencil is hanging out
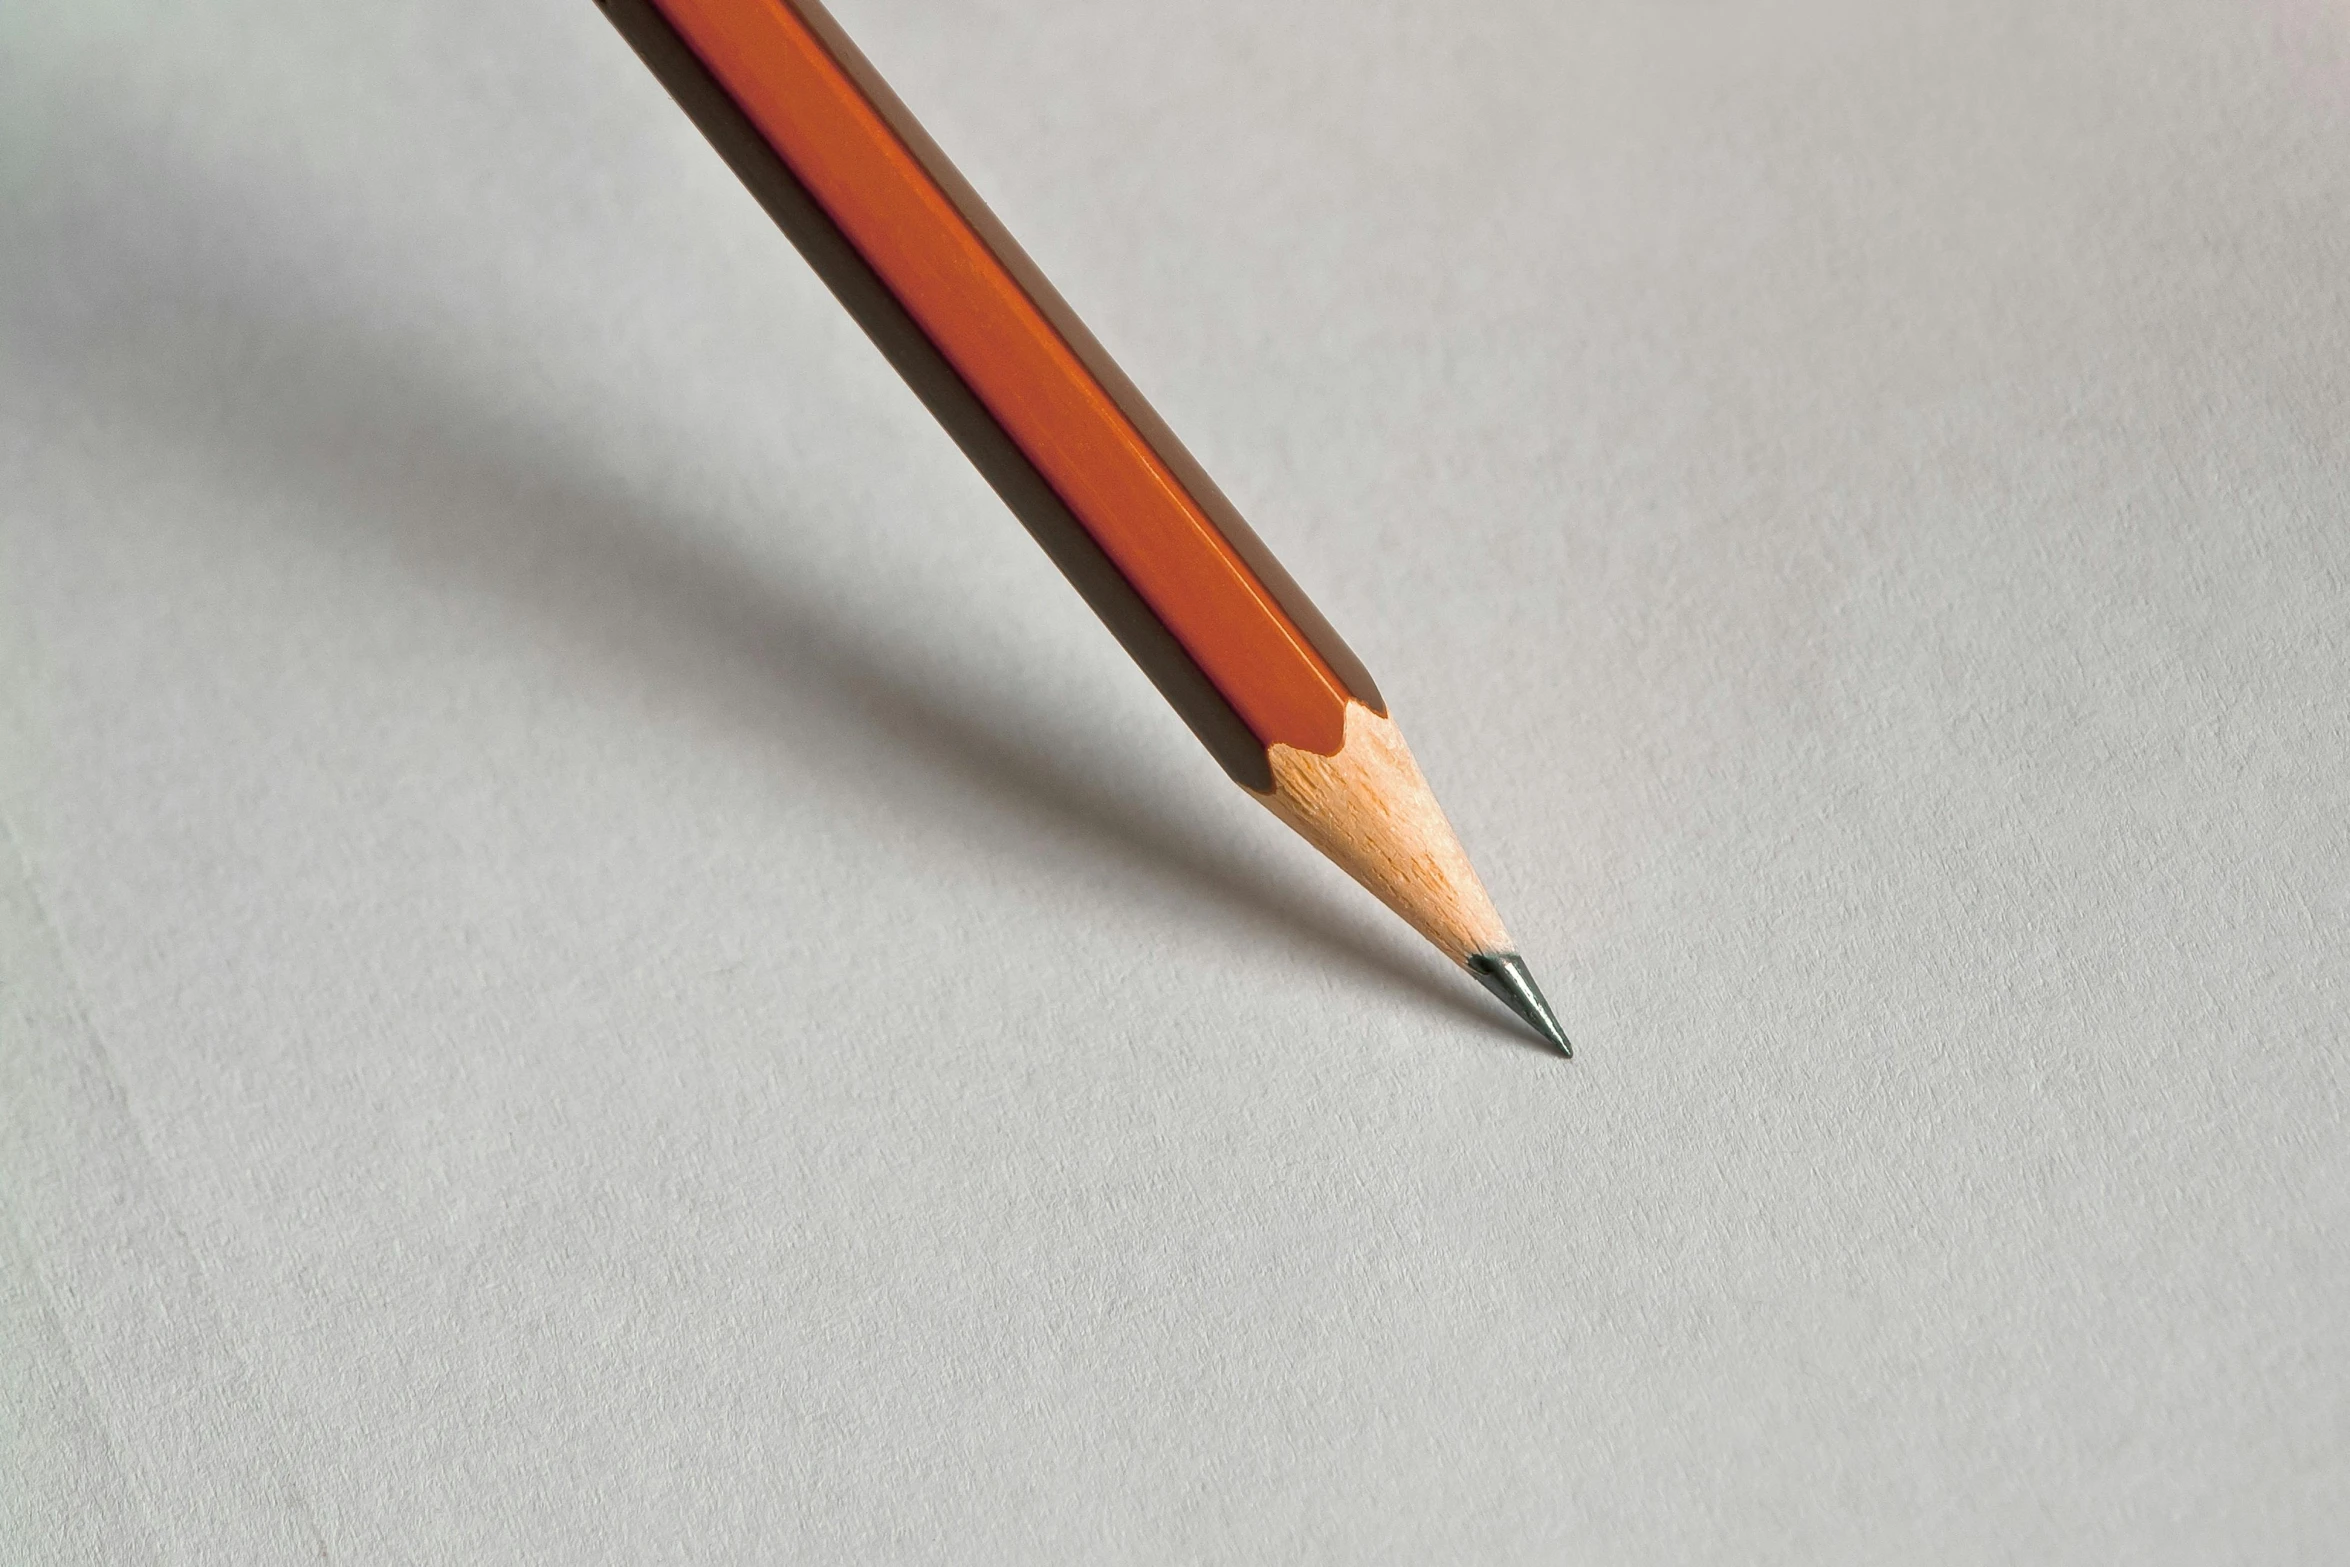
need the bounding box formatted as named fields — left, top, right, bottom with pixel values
left=594, top=0, right=1570, bottom=1053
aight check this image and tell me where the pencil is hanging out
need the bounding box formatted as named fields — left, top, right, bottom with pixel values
left=592, top=0, right=1571, bottom=1055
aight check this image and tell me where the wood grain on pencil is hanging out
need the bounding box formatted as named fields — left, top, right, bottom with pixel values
left=1261, top=706, right=1513, bottom=964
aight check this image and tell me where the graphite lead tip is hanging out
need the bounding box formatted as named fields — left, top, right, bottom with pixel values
left=1465, top=952, right=1573, bottom=1058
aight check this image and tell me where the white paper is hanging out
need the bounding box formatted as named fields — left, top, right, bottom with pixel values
left=4, top=0, right=2345, bottom=1559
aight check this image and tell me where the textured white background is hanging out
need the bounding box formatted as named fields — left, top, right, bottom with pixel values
left=5, top=0, right=2347, bottom=1560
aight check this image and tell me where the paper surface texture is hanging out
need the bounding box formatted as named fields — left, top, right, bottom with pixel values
left=4, top=0, right=2346, bottom=1559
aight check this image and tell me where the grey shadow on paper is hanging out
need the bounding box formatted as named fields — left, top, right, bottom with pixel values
left=5, top=141, right=1538, bottom=1052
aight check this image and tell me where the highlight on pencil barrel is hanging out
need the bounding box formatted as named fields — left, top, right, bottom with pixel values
left=591, top=0, right=1571, bottom=1054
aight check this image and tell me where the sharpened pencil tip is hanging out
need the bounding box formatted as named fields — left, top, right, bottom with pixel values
left=1464, top=952, right=1573, bottom=1057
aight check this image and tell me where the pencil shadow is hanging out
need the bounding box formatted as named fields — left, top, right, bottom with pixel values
left=7, top=144, right=1536, bottom=1051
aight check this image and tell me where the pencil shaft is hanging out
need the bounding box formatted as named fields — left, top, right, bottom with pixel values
left=633, top=0, right=1378, bottom=763
left=596, top=0, right=1272, bottom=784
